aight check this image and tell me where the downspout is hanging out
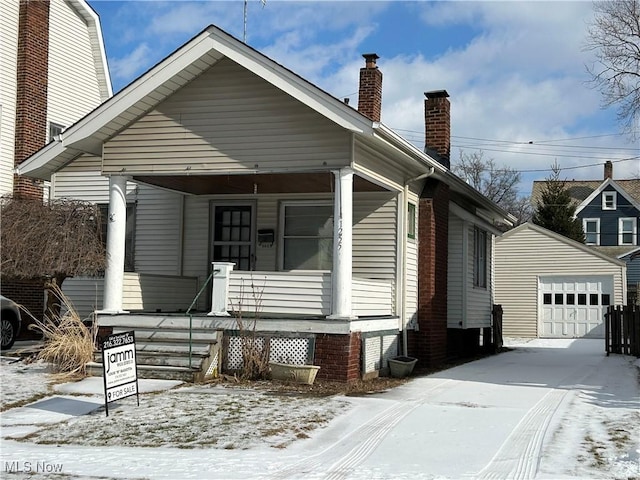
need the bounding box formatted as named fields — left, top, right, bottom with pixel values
left=401, top=167, right=434, bottom=356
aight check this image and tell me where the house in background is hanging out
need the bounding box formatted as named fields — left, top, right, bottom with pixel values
left=532, top=161, right=640, bottom=303
left=495, top=222, right=626, bottom=339
left=618, top=248, right=640, bottom=304
left=17, top=25, right=513, bottom=381
left=0, top=0, right=111, bottom=326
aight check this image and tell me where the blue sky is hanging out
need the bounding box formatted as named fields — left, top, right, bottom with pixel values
left=88, top=1, right=640, bottom=195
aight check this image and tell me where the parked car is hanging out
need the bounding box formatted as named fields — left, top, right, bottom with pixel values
left=1, top=295, right=22, bottom=350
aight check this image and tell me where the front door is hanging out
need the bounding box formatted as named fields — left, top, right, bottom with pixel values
left=210, top=203, right=255, bottom=271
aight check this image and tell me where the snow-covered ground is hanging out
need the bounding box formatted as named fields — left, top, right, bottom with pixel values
left=1, top=338, right=639, bottom=480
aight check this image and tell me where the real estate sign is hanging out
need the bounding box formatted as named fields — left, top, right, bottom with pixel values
left=101, top=331, right=139, bottom=416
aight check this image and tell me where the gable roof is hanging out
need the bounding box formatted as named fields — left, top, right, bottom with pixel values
left=531, top=176, right=640, bottom=209
left=497, top=222, right=626, bottom=266
left=574, top=178, right=640, bottom=214
left=16, top=24, right=514, bottom=226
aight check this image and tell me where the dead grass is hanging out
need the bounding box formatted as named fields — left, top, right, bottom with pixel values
left=25, top=284, right=97, bottom=379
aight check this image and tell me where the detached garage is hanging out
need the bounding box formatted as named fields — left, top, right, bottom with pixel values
left=494, top=222, right=627, bottom=338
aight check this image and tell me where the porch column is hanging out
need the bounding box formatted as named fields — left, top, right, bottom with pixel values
left=329, top=167, right=356, bottom=319
left=102, top=175, right=128, bottom=313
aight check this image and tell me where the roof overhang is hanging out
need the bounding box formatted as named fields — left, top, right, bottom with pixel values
left=17, top=25, right=373, bottom=181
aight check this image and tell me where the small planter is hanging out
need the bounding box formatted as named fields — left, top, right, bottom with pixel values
left=269, top=362, right=320, bottom=385
left=388, top=356, right=418, bottom=378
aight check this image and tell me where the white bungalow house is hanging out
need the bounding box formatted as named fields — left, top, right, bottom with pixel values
left=17, top=25, right=513, bottom=381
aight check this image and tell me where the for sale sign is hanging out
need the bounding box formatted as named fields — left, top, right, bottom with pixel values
left=101, top=331, right=139, bottom=416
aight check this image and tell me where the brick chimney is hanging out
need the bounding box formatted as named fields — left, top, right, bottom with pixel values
left=13, top=0, right=50, bottom=201
left=604, top=160, right=613, bottom=180
left=424, top=90, right=451, bottom=169
left=357, top=53, right=382, bottom=122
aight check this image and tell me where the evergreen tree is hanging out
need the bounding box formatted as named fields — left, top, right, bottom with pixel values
left=532, top=165, right=585, bottom=243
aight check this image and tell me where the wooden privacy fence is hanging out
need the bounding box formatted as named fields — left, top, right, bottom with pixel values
left=605, top=305, right=640, bottom=357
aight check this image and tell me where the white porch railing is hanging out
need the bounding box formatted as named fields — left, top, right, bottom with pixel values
left=227, top=270, right=393, bottom=317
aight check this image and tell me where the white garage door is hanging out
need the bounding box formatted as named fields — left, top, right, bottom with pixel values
left=539, top=275, right=613, bottom=338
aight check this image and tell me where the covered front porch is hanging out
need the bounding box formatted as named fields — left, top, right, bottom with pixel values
left=99, top=166, right=407, bottom=324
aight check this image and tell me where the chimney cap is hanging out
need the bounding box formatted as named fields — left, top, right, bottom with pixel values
left=362, top=53, right=380, bottom=68
left=425, top=90, right=449, bottom=99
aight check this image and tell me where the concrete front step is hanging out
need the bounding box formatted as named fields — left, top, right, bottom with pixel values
left=112, top=327, right=220, bottom=343
left=100, top=315, right=232, bottom=331
left=87, top=362, right=200, bottom=382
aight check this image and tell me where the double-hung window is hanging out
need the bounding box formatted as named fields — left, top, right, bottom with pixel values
left=602, top=192, right=616, bottom=210
left=473, top=227, right=487, bottom=288
left=280, top=202, right=333, bottom=270
left=619, top=218, right=637, bottom=246
left=583, top=218, right=600, bottom=245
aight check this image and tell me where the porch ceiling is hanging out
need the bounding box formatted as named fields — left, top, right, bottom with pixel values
left=134, top=172, right=387, bottom=195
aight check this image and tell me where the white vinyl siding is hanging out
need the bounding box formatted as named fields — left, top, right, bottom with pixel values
left=0, top=0, right=19, bottom=196
left=181, top=191, right=397, bottom=312
left=47, top=0, right=102, bottom=138
left=51, top=155, right=137, bottom=201
left=134, top=186, right=183, bottom=275
left=405, top=190, right=419, bottom=328
left=495, top=224, right=626, bottom=338
left=448, top=216, right=465, bottom=328
left=102, top=59, right=351, bottom=175
left=448, top=214, right=493, bottom=329
left=62, top=273, right=198, bottom=319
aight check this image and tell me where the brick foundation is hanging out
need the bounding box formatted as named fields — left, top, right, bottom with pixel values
left=0, top=278, right=45, bottom=339
left=314, top=332, right=362, bottom=383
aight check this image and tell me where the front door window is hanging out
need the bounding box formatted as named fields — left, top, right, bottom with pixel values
left=211, top=205, right=254, bottom=271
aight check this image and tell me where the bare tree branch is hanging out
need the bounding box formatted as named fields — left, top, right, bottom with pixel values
left=584, top=0, right=640, bottom=137
left=452, top=150, right=532, bottom=227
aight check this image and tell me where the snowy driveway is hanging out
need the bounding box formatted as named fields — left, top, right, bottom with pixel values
left=2, top=338, right=639, bottom=480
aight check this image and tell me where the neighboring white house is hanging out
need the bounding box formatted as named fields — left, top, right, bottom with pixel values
left=495, top=222, right=627, bottom=339
left=0, top=0, right=111, bottom=197
left=17, top=25, right=513, bottom=381
left=0, top=0, right=111, bottom=328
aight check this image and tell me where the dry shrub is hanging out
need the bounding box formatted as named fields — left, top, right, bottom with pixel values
left=27, top=284, right=97, bottom=379
left=232, top=277, right=270, bottom=380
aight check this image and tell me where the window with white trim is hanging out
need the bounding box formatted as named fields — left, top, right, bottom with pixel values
left=49, top=122, right=64, bottom=143
left=280, top=202, right=333, bottom=270
left=583, top=218, right=600, bottom=245
left=602, top=191, right=616, bottom=210
left=407, top=203, right=416, bottom=239
left=619, top=217, right=637, bottom=245
left=473, top=227, right=487, bottom=288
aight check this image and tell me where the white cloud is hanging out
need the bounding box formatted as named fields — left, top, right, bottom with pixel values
left=110, top=43, right=153, bottom=83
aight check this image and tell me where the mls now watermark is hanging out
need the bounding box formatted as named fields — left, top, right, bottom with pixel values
left=4, top=460, right=63, bottom=474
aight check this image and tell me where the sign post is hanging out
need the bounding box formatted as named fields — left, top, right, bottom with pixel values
left=101, top=331, right=139, bottom=416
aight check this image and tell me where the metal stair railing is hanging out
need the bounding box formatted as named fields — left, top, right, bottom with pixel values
left=185, top=269, right=219, bottom=369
